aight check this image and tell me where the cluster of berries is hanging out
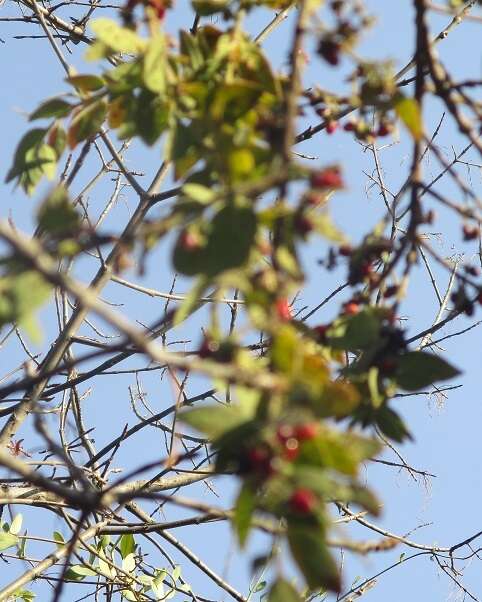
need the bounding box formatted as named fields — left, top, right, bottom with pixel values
left=241, top=422, right=321, bottom=515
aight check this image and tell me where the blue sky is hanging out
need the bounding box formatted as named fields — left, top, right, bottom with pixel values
left=1, top=1, right=482, bottom=601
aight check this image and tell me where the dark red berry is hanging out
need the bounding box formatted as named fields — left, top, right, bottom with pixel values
left=318, top=39, right=340, bottom=66
left=246, top=447, right=274, bottom=477
left=464, top=265, right=480, bottom=277
left=338, top=244, right=353, bottom=257
left=295, top=422, right=319, bottom=441
left=377, top=123, right=392, bottom=137
left=289, top=488, right=317, bottom=514
left=477, top=291, right=482, bottom=305
left=275, top=298, right=293, bottom=321
left=314, top=324, right=329, bottom=341
left=295, top=215, right=313, bottom=236
left=383, top=285, right=399, bottom=298
left=343, top=121, right=356, bottom=132
left=198, top=337, right=219, bottom=359
left=378, top=357, right=398, bottom=375
left=462, top=224, right=478, bottom=241
left=360, top=262, right=373, bottom=277
left=310, top=167, right=344, bottom=190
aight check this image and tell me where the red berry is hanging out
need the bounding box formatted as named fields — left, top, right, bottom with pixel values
left=275, top=298, right=292, bottom=321
left=310, top=167, right=344, bottom=190
left=283, top=437, right=300, bottom=461
left=477, top=291, right=482, bottom=305
left=289, top=488, right=317, bottom=514
left=179, top=230, right=201, bottom=251
left=326, top=120, right=339, bottom=135
left=343, top=301, right=360, bottom=316
left=343, top=121, right=356, bottom=132
left=295, top=423, right=319, bottom=441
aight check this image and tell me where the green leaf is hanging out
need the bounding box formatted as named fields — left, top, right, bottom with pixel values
left=368, top=366, right=383, bottom=408
left=143, top=35, right=167, bottom=93
left=396, top=351, right=460, bottom=391
left=9, top=514, right=23, bottom=535
left=66, top=74, right=105, bottom=92
left=48, top=124, right=67, bottom=158
left=268, top=578, right=302, bottom=602
left=119, top=533, right=135, bottom=559
left=313, top=212, right=345, bottom=243
left=287, top=525, right=341, bottom=592
left=170, top=122, right=202, bottom=179
left=53, top=531, right=66, bottom=547
left=394, top=95, right=422, bottom=141
left=65, top=565, right=97, bottom=581
left=298, top=429, right=380, bottom=476
left=173, top=205, right=256, bottom=277
left=205, top=205, right=257, bottom=275
left=90, top=19, right=145, bottom=54
left=180, top=403, right=254, bottom=439
left=0, top=271, right=52, bottom=342
left=171, top=565, right=181, bottom=581
left=37, top=144, right=57, bottom=180
left=105, top=61, right=143, bottom=94
left=173, top=276, right=208, bottom=327
left=253, top=580, right=267, bottom=593
left=30, top=98, right=73, bottom=121
left=122, top=553, right=136, bottom=573
left=0, top=531, right=19, bottom=551
left=11, top=590, right=35, bottom=602
left=5, top=128, right=47, bottom=183
left=37, top=186, right=80, bottom=236
left=192, top=0, right=230, bottom=15
left=210, top=83, right=261, bottom=122
left=233, top=483, right=256, bottom=547
left=135, top=89, right=169, bottom=146
left=182, top=183, right=216, bottom=204
left=68, top=100, right=107, bottom=149
left=375, top=406, right=412, bottom=442
left=328, top=309, right=381, bottom=350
